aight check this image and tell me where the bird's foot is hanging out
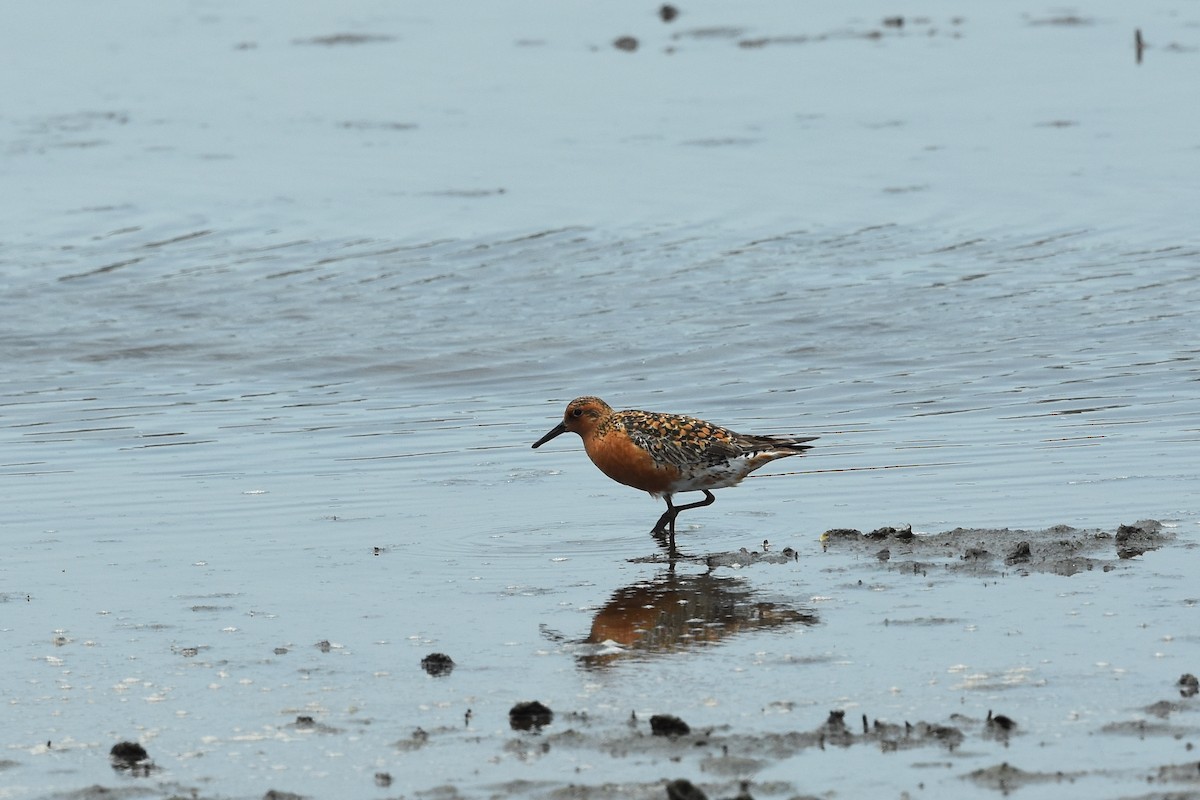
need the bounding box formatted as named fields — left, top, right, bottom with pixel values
left=650, top=527, right=689, bottom=562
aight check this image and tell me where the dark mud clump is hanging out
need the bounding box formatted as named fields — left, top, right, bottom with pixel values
left=986, top=710, right=1016, bottom=732
left=666, top=778, right=707, bottom=800
left=1116, top=521, right=1167, bottom=559
left=1004, top=541, right=1031, bottom=565
left=814, top=709, right=872, bottom=749
left=510, top=700, right=554, bottom=731
left=983, top=710, right=1017, bottom=744
left=421, top=652, right=455, bottom=677
left=395, top=727, right=430, bottom=751
left=109, top=741, right=152, bottom=774
left=651, top=714, right=691, bottom=737
left=1180, top=673, right=1199, bottom=698
left=821, top=520, right=1169, bottom=577
left=286, top=715, right=341, bottom=734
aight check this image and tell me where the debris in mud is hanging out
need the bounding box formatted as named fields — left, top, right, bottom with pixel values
left=1144, top=699, right=1188, bottom=719
left=986, top=711, right=1016, bottom=732
left=287, top=715, right=340, bottom=734
left=660, top=5, right=679, bottom=24
left=263, top=791, right=306, bottom=800
left=666, top=778, right=707, bottom=800
left=1027, top=15, right=1093, bottom=26
left=965, top=762, right=1081, bottom=790
left=821, top=520, right=1170, bottom=576
left=817, top=710, right=853, bottom=748
left=1150, top=761, right=1200, bottom=783
left=510, top=700, right=554, bottom=731
left=984, top=710, right=1017, bottom=744
left=736, top=26, right=922, bottom=49
left=916, top=722, right=964, bottom=751
left=705, top=546, right=800, bottom=568
left=1180, top=673, right=1199, bottom=698
left=374, top=772, right=393, bottom=787
left=1101, top=718, right=1195, bottom=738
left=674, top=27, right=746, bottom=41
left=631, top=543, right=800, bottom=569
left=651, top=714, right=691, bottom=737
left=1116, top=520, right=1166, bottom=559
left=292, top=33, right=396, bottom=46
left=421, top=652, right=455, bottom=676
left=1005, top=541, right=1031, bottom=565
left=614, top=36, right=639, bottom=52
left=395, top=727, right=430, bottom=751
left=539, top=707, right=984, bottom=767
left=109, top=740, right=152, bottom=774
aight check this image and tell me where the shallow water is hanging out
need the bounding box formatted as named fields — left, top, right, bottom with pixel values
left=4, top=2, right=1200, bottom=799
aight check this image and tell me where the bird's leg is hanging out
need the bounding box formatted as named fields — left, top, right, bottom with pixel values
left=651, top=491, right=716, bottom=556
left=652, top=494, right=677, bottom=536
left=651, top=495, right=679, bottom=558
left=671, top=490, right=716, bottom=515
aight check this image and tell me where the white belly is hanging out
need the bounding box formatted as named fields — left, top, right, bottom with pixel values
left=662, top=457, right=760, bottom=495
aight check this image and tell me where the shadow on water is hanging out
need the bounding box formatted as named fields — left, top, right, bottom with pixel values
left=575, top=567, right=818, bottom=670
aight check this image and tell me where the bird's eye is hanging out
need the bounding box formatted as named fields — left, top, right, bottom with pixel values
left=571, top=408, right=583, bottom=418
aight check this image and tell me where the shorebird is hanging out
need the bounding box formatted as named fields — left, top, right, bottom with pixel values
left=532, top=396, right=816, bottom=553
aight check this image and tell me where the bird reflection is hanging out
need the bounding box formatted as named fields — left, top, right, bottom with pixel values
left=577, top=569, right=817, bottom=669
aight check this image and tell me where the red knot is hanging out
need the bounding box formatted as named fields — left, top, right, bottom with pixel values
left=533, top=396, right=817, bottom=553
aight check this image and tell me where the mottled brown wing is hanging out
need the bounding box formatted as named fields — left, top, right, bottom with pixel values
left=617, top=411, right=743, bottom=470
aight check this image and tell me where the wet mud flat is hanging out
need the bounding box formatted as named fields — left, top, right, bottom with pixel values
left=509, top=521, right=1198, bottom=800
left=27, top=692, right=1200, bottom=800
left=819, top=518, right=1173, bottom=577
left=18, top=521, right=1200, bottom=800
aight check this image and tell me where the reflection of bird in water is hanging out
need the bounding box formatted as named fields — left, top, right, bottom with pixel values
left=578, top=570, right=817, bottom=669
left=532, top=397, right=817, bottom=554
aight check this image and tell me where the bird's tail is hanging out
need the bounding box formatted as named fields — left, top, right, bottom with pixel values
left=776, top=435, right=818, bottom=453
left=745, top=434, right=818, bottom=454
